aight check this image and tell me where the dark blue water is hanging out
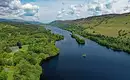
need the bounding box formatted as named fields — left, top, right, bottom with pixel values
left=41, top=26, right=130, bottom=80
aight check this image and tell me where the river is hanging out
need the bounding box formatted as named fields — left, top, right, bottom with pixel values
left=40, top=26, right=130, bottom=80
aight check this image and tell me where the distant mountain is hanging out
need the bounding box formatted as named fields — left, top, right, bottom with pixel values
left=50, top=13, right=130, bottom=25
left=0, top=18, right=43, bottom=25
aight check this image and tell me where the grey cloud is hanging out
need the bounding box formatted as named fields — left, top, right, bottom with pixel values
left=0, top=0, right=39, bottom=19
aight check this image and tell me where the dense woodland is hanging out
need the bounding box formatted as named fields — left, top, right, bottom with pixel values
left=71, top=33, right=85, bottom=44
left=50, top=13, right=130, bottom=53
left=0, top=22, right=63, bottom=80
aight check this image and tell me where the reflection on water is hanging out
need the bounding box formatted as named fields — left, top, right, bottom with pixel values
left=41, top=26, right=130, bottom=80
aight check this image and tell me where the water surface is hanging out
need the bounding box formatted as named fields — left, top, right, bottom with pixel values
left=41, top=26, right=130, bottom=80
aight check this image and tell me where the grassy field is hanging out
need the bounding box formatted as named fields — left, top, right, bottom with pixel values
left=7, top=67, right=14, bottom=80
left=78, top=14, right=130, bottom=37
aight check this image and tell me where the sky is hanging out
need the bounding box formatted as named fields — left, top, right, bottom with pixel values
left=0, top=0, right=130, bottom=23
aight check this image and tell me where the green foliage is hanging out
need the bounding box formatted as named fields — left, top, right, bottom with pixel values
left=69, top=26, right=130, bottom=53
left=0, top=22, right=63, bottom=80
left=86, top=34, right=130, bottom=53
left=4, top=46, right=12, bottom=53
left=71, top=33, right=85, bottom=44
left=13, top=60, right=42, bottom=80
left=0, top=70, right=7, bottom=80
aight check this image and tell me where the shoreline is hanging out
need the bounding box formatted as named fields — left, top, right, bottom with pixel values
left=40, top=52, right=59, bottom=66
left=40, top=28, right=64, bottom=79
left=80, top=33, right=130, bottom=54
left=55, top=26, right=130, bottom=54
left=71, top=33, right=85, bottom=44
left=40, top=52, right=59, bottom=79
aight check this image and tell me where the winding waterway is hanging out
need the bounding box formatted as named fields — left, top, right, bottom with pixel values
left=41, top=26, right=130, bottom=80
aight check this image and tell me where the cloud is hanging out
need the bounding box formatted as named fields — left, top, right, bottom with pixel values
left=22, top=3, right=39, bottom=16
left=0, top=0, right=20, bottom=16
left=0, top=0, right=39, bottom=20
left=56, top=4, right=84, bottom=19
left=56, top=0, right=130, bottom=20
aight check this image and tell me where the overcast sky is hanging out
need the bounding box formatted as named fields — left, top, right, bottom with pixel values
left=0, top=0, right=130, bottom=23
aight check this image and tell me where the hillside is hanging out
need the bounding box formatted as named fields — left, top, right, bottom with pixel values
left=50, top=12, right=130, bottom=53
left=0, top=22, right=63, bottom=80
left=0, top=18, right=43, bottom=25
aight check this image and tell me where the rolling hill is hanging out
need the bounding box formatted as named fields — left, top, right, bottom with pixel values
left=50, top=12, right=130, bottom=53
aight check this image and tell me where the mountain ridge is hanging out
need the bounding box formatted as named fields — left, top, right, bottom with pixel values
left=0, top=18, right=43, bottom=25
left=50, top=12, right=130, bottom=24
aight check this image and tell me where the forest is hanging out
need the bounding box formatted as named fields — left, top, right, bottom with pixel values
left=50, top=13, right=130, bottom=53
left=71, top=33, right=85, bottom=44
left=0, top=22, right=63, bottom=80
